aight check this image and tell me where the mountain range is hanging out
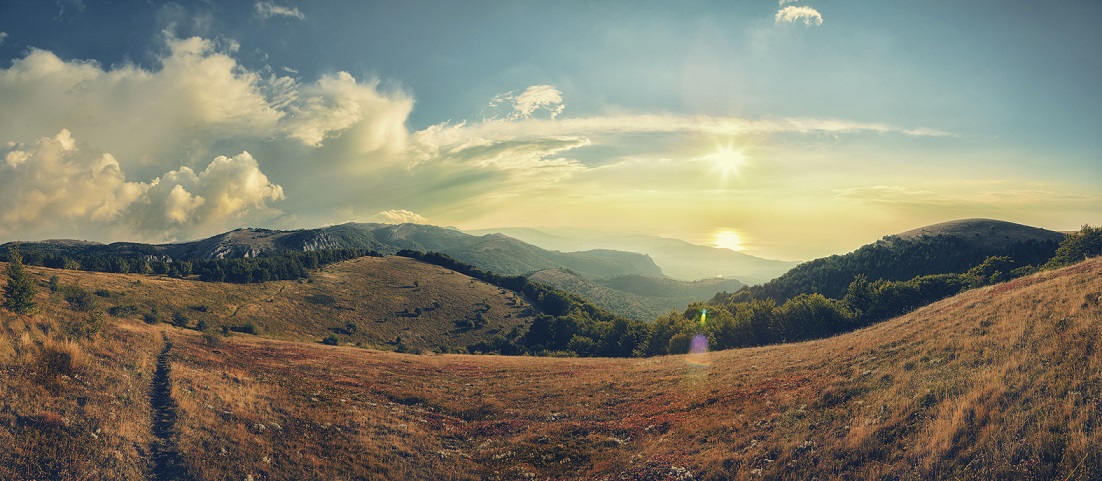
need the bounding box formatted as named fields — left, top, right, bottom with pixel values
left=467, top=227, right=798, bottom=284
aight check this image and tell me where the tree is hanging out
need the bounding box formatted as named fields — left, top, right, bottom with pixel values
left=3, top=246, right=37, bottom=314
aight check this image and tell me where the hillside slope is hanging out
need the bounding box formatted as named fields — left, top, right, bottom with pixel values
left=3, top=222, right=666, bottom=280
left=155, top=257, right=1102, bottom=480
left=724, top=218, right=1064, bottom=303
left=5, top=258, right=1094, bottom=479
left=4, top=257, right=535, bottom=352
left=528, top=268, right=743, bottom=321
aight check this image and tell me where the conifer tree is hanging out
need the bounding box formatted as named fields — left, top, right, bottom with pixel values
left=3, top=246, right=37, bottom=314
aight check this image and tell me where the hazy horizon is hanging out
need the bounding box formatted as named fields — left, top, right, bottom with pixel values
left=1, top=1, right=1098, bottom=260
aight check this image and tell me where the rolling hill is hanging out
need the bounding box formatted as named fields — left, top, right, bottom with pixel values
left=721, top=218, right=1065, bottom=303
left=528, top=268, right=743, bottom=321
left=3, top=223, right=665, bottom=280
left=2, top=254, right=1098, bottom=479
left=3, top=256, right=536, bottom=353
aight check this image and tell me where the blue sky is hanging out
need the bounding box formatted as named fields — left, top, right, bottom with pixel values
left=0, top=0, right=1098, bottom=259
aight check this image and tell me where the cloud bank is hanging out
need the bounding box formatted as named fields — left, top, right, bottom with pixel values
left=0, top=130, right=283, bottom=241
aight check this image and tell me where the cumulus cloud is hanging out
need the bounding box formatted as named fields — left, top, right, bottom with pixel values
left=284, top=71, right=412, bottom=150
left=0, top=130, right=284, bottom=242
left=255, top=2, right=304, bottom=20
left=776, top=6, right=824, bottom=26
left=490, top=85, right=566, bottom=120
left=370, top=209, right=427, bottom=224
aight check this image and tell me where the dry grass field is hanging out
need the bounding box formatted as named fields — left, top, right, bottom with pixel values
left=6, top=256, right=534, bottom=352
left=0, top=257, right=1099, bottom=479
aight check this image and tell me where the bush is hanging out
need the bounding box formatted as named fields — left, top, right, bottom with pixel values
left=229, top=323, right=257, bottom=335
left=35, top=339, right=88, bottom=391
left=66, top=311, right=105, bottom=340
left=201, top=331, right=223, bottom=347
left=322, top=334, right=339, bottom=345
left=305, top=294, right=337, bottom=306
left=171, top=311, right=190, bottom=328
left=195, top=319, right=209, bottom=332
left=1046, top=225, right=1102, bottom=268
left=108, top=304, right=139, bottom=318
left=143, top=307, right=162, bottom=325
left=64, top=286, right=97, bottom=312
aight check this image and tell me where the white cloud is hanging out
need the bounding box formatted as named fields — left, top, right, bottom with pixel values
left=778, top=0, right=800, bottom=4
left=490, top=85, right=566, bottom=120
left=0, top=32, right=7, bottom=46
left=370, top=209, right=427, bottom=224
left=415, top=114, right=949, bottom=147
left=284, top=71, right=412, bottom=151
left=776, top=6, right=824, bottom=26
left=130, top=150, right=284, bottom=237
left=255, top=2, right=304, bottom=20
left=0, top=130, right=284, bottom=242
left=0, top=34, right=414, bottom=177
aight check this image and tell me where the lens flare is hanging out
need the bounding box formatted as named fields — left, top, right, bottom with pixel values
left=685, top=333, right=711, bottom=367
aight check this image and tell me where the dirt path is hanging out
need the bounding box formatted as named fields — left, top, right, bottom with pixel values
left=149, top=332, right=191, bottom=480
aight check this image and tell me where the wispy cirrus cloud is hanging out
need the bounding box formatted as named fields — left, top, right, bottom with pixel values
left=776, top=6, right=823, bottom=26
left=254, top=2, right=304, bottom=20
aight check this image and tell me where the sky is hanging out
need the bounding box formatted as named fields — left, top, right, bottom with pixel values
left=0, top=0, right=1098, bottom=260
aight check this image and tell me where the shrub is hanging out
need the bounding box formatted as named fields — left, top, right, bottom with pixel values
left=108, top=304, right=139, bottom=318
left=63, top=286, right=96, bottom=312
left=305, top=294, right=337, bottom=306
left=201, top=331, right=223, bottom=347
left=66, top=311, right=105, bottom=340
left=35, top=338, right=88, bottom=390
left=322, top=334, right=339, bottom=345
left=172, top=311, right=190, bottom=328
left=229, top=323, right=257, bottom=335
left=48, top=275, right=60, bottom=292
left=143, top=307, right=162, bottom=325
left=195, top=319, right=209, bottom=332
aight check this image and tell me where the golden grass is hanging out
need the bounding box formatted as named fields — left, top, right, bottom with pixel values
left=155, top=258, right=1102, bottom=480
left=0, top=257, right=1099, bottom=479
left=5, top=257, right=534, bottom=353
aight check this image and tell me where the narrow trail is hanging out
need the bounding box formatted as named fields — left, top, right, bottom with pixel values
left=149, top=333, right=191, bottom=480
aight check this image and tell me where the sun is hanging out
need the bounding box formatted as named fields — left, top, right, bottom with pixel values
left=704, top=143, right=748, bottom=184
left=714, top=230, right=744, bottom=251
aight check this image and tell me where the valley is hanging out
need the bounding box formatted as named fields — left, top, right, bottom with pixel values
left=2, top=256, right=1099, bottom=479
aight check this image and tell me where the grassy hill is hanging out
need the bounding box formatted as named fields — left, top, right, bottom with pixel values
left=2, top=254, right=1099, bottom=479
left=4, top=257, right=535, bottom=353
left=4, top=222, right=666, bottom=280
left=528, top=268, right=743, bottom=321
left=724, top=218, right=1064, bottom=304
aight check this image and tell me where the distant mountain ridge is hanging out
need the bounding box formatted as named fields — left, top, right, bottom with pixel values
left=3, top=223, right=665, bottom=280
left=466, top=227, right=798, bottom=284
